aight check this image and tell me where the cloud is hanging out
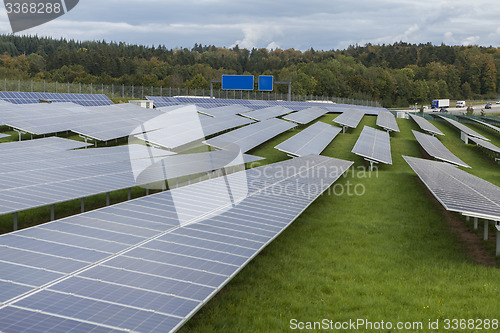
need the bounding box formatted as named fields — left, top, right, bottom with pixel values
left=1, top=0, right=499, bottom=50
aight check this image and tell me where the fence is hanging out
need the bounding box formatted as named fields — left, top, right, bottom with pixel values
left=0, top=78, right=381, bottom=107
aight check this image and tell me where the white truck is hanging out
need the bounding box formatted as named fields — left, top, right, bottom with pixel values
left=456, top=101, right=466, bottom=108
left=431, top=99, right=450, bottom=109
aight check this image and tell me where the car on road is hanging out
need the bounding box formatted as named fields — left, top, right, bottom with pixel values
left=485, top=103, right=492, bottom=109
left=439, top=108, right=448, bottom=113
left=496, top=101, right=500, bottom=104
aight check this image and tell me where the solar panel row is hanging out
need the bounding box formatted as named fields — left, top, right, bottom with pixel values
left=438, top=115, right=489, bottom=141
left=274, top=121, right=341, bottom=157
left=240, top=106, right=293, bottom=121
left=412, top=130, right=470, bottom=168
left=282, top=107, right=327, bottom=124
left=135, top=109, right=255, bottom=150
left=0, top=91, right=113, bottom=106
left=332, top=108, right=365, bottom=131
left=408, top=113, right=444, bottom=136
left=468, top=137, right=500, bottom=155
left=0, top=155, right=354, bottom=333
left=145, top=96, right=383, bottom=116
left=376, top=110, right=400, bottom=132
left=404, top=156, right=500, bottom=221
left=0, top=102, right=163, bottom=141
left=351, top=126, right=392, bottom=168
left=0, top=133, right=10, bottom=139
left=204, top=118, right=296, bottom=153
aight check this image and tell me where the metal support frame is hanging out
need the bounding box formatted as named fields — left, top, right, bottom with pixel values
left=146, top=184, right=149, bottom=195
left=13, top=129, right=25, bottom=141
left=81, top=198, right=85, bottom=213
left=474, top=217, right=478, bottom=230
left=127, top=188, right=131, bottom=201
left=106, top=192, right=110, bottom=206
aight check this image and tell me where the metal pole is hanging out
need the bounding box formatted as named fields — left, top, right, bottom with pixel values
left=128, top=188, right=131, bottom=200
left=497, top=229, right=500, bottom=257
left=106, top=192, right=110, bottom=206
left=81, top=198, right=85, bottom=213
left=484, top=220, right=489, bottom=241
left=474, top=217, right=478, bottom=230
left=50, top=204, right=55, bottom=221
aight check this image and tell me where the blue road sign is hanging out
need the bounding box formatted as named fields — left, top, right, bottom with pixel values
left=258, top=76, right=274, bottom=91
left=222, top=75, right=254, bottom=90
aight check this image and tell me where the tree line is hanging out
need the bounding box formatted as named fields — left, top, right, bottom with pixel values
left=0, top=35, right=498, bottom=107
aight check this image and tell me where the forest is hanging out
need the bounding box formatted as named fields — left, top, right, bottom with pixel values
left=0, top=35, right=498, bottom=107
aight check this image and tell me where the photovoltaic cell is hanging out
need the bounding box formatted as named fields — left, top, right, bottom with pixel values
left=409, top=113, right=444, bottom=136
left=0, top=155, right=353, bottom=333
left=412, top=130, right=470, bottom=168
left=351, top=126, right=392, bottom=165
left=275, top=121, right=341, bottom=157
left=0, top=133, right=9, bottom=139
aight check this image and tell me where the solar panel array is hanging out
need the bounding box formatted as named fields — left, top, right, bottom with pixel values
left=409, top=113, right=444, bottom=136
left=0, top=133, right=10, bottom=139
left=274, top=122, right=341, bottom=157
left=205, top=118, right=296, bottom=152
left=0, top=155, right=353, bottom=333
left=240, top=106, right=294, bottom=121
left=404, top=155, right=500, bottom=221
left=351, top=126, right=392, bottom=165
left=376, top=110, right=400, bottom=132
left=282, top=107, right=327, bottom=124
left=332, top=108, right=365, bottom=130
left=0, top=91, right=113, bottom=106
left=438, top=116, right=489, bottom=141
left=145, top=96, right=382, bottom=115
left=412, top=130, right=470, bottom=168
left=0, top=102, right=163, bottom=141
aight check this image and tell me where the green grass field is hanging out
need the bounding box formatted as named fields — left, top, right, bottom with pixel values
left=180, top=115, right=500, bottom=332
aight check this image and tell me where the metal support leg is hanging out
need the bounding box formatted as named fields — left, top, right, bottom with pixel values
left=497, top=229, right=500, bottom=257
left=484, top=220, right=489, bottom=241
left=50, top=204, right=55, bottom=221
left=13, top=212, right=18, bottom=231
left=146, top=184, right=149, bottom=195
left=81, top=198, right=85, bottom=213
left=127, top=188, right=131, bottom=201
left=474, top=217, right=478, bottom=230
left=466, top=216, right=470, bottom=222
left=106, top=192, right=110, bottom=206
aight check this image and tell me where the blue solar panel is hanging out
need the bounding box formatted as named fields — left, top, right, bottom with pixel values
left=0, top=91, right=113, bottom=106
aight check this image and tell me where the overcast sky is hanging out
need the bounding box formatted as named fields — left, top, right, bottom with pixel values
left=0, top=0, right=499, bottom=51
